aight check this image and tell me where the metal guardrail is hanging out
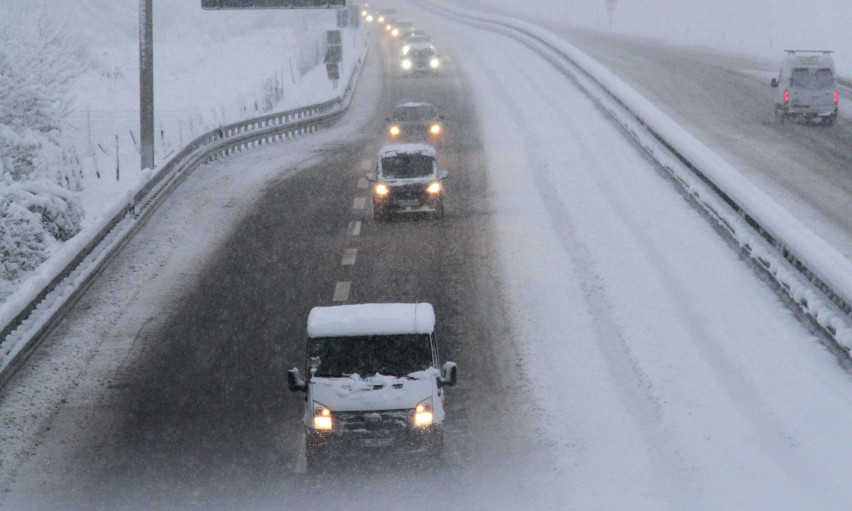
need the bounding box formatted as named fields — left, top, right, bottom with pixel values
left=427, top=2, right=852, bottom=354
left=0, top=36, right=370, bottom=387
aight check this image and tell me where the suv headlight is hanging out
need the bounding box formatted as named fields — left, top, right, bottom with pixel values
left=414, top=398, right=433, bottom=427
left=313, top=402, right=332, bottom=430
left=389, top=125, right=401, bottom=136
left=427, top=181, right=441, bottom=194
left=375, top=183, right=390, bottom=196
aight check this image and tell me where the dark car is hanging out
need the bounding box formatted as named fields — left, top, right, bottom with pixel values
left=386, top=102, right=444, bottom=145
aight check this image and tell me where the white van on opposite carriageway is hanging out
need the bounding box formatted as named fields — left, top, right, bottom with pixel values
left=288, top=303, right=457, bottom=470
left=771, top=50, right=839, bottom=126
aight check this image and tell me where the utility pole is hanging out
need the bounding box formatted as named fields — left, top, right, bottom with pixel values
left=139, top=0, right=154, bottom=170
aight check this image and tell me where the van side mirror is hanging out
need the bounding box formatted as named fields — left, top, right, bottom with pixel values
left=288, top=368, right=306, bottom=392
left=438, top=361, right=457, bottom=387
left=770, top=78, right=778, bottom=88
left=366, top=172, right=376, bottom=182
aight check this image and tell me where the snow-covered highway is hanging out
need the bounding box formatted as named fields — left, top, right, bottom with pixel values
left=3, top=1, right=852, bottom=510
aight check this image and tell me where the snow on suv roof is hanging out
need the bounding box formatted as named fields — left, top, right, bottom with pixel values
left=379, top=143, right=436, bottom=157
left=307, top=303, right=436, bottom=338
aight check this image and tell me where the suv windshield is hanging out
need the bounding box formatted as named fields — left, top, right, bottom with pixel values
left=393, top=106, right=437, bottom=122
left=381, top=153, right=435, bottom=179
left=309, top=334, right=432, bottom=377
left=790, top=67, right=835, bottom=89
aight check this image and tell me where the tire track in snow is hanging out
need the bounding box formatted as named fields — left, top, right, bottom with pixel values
left=467, top=33, right=700, bottom=508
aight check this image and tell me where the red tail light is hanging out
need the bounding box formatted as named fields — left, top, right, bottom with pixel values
left=784, top=89, right=790, bottom=103
left=835, top=90, right=839, bottom=103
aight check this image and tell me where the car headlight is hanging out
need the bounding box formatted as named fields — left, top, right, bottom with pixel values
left=375, top=183, right=389, bottom=196
left=427, top=181, right=441, bottom=194
left=361, top=9, right=367, bottom=16
left=429, top=58, right=440, bottom=68
left=366, top=14, right=373, bottom=22
left=313, top=402, right=332, bottom=430
left=389, top=125, right=400, bottom=136
left=430, top=124, right=441, bottom=135
left=386, top=24, right=392, bottom=31
left=402, top=45, right=410, bottom=55
left=392, top=28, right=399, bottom=37
left=414, top=398, right=433, bottom=427
left=378, top=15, right=384, bottom=23
left=402, top=59, right=412, bottom=70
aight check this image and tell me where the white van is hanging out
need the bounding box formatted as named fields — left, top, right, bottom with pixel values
left=771, top=50, right=839, bottom=125
left=288, top=303, right=457, bottom=469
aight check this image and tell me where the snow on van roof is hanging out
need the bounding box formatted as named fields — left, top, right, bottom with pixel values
left=378, top=143, right=436, bottom=157
left=307, top=303, right=435, bottom=338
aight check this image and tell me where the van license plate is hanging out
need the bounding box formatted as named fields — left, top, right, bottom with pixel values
left=359, top=438, right=394, bottom=448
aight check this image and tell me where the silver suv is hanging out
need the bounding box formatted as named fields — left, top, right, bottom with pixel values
left=366, top=144, right=449, bottom=220
left=771, top=50, right=839, bottom=125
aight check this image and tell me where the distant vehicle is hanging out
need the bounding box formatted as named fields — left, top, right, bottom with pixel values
left=386, top=102, right=444, bottom=145
left=402, top=33, right=432, bottom=56
left=771, top=50, right=839, bottom=125
left=288, top=303, right=457, bottom=469
left=401, top=43, right=440, bottom=74
left=366, top=144, right=449, bottom=220
left=392, top=20, right=416, bottom=39
left=376, top=8, right=398, bottom=31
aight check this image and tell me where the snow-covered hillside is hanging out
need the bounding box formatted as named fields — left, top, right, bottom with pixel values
left=0, top=0, right=344, bottom=301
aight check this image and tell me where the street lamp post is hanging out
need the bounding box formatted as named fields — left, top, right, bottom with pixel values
left=139, top=0, right=154, bottom=170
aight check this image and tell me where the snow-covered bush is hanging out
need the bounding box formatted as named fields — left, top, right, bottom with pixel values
left=0, top=13, right=85, bottom=287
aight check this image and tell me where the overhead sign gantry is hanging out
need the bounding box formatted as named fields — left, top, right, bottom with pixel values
left=201, top=0, right=345, bottom=8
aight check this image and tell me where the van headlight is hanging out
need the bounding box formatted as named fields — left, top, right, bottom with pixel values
left=375, top=183, right=390, bottom=196
left=430, top=124, right=441, bottom=135
left=414, top=398, right=433, bottom=427
left=389, top=125, right=401, bottom=136
left=429, top=57, right=440, bottom=69
left=402, top=59, right=412, bottom=70
left=313, top=402, right=332, bottom=430
left=427, top=181, right=441, bottom=194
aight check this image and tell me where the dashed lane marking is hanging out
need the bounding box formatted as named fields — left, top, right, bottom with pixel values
left=333, top=281, right=351, bottom=302
left=342, top=248, right=357, bottom=266
left=294, top=430, right=307, bottom=474
left=353, top=197, right=366, bottom=210
left=348, top=220, right=361, bottom=236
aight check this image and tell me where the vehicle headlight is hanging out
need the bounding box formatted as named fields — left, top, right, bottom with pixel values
left=361, top=9, right=367, bottom=16
left=402, top=45, right=410, bottom=55
left=375, top=183, right=390, bottom=196
left=313, top=402, right=332, bottom=430
left=392, top=28, right=399, bottom=37
left=414, top=398, right=433, bottom=427
left=378, top=15, right=384, bottom=23
left=429, top=58, right=440, bottom=68
left=430, top=124, right=441, bottom=135
left=427, top=181, right=441, bottom=194
left=366, top=15, right=373, bottom=22
left=389, top=125, right=400, bottom=136
left=402, top=59, right=412, bottom=70
left=386, top=24, right=392, bottom=31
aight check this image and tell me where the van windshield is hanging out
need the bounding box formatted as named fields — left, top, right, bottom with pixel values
left=790, top=67, right=835, bottom=89
left=309, top=334, right=432, bottom=378
left=381, top=153, right=435, bottom=179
